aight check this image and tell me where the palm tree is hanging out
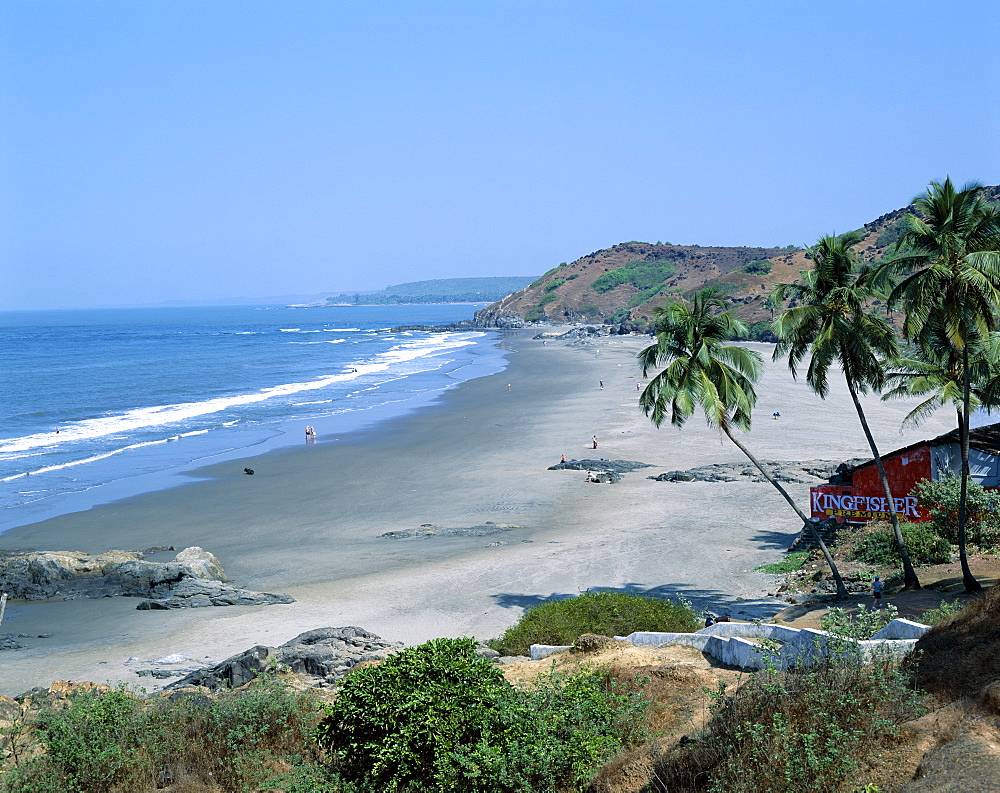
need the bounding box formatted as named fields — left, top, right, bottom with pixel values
left=771, top=232, right=919, bottom=588
left=867, top=178, right=1000, bottom=592
left=638, top=291, right=848, bottom=598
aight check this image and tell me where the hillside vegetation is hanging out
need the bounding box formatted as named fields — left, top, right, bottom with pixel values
left=475, top=186, right=1000, bottom=329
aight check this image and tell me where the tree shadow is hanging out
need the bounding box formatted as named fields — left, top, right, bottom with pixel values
left=491, top=582, right=787, bottom=622
left=748, top=528, right=802, bottom=550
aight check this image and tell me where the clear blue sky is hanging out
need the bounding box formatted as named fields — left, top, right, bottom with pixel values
left=2, top=1, right=998, bottom=310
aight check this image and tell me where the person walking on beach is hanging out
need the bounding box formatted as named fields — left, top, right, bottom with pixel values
left=507, top=383, right=511, bottom=392
left=599, top=380, right=604, bottom=389
left=592, top=435, right=598, bottom=449
left=871, top=576, right=883, bottom=610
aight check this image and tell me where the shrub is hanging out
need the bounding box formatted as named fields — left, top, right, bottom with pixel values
left=920, top=599, right=966, bottom=626
left=524, top=306, right=544, bottom=322
left=1, top=678, right=325, bottom=793
left=544, top=278, right=566, bottom=293
left=539, top=293, right=557, bottom=306
left=850, top=522, right=951, bottom=567
left=609, top=308, right=629, bottom=324
left=745, top=321, right=777, bottom=342
left=627, top=286, right=662, bottom=308
left=741, top=259, right=772, bottom=275
left=821, top=604, right=899, bottom=640
left=649, top=646, right=924, bottom=792
left=487, top=591, right=699, bottom=656
left=566, top=273, right=579, bottom=280
left=315, top=637, right=648, bottom=792
left=577, top=303, right=601, bottom=319
left=912, top=476, right=1000, bottom=549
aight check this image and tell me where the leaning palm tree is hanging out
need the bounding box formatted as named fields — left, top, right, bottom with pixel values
left=866, top=178, right=1000, bottom=591
left=639, top=291, right=848, bottom=598
left=771, top=232, right=918, bottom=587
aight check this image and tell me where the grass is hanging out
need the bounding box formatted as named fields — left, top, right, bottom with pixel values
left=486, top=591, right=700, bottom=656
left=753, top=551, right=810, bottom=574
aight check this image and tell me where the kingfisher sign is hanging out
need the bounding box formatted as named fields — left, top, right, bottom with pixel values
left=810, top=485, right=921, bottom=523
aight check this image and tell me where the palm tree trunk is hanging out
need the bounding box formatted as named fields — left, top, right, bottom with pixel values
left=846, top=381, right=920, bottom=589
left=959, top=348, right=982, bottom=592
left=721, top=424, right=849, bottom=599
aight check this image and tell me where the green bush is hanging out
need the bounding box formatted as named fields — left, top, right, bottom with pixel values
left=609, top=308, right=629, bottom=324
left=487, top=591, right=699, bottom=656
left=544, top=278, right=566, bottom=293
left=912, top=476, right=1000, bottom=549
left=524, top=306, right=544, bottom=322
left=745, top=321, right=778, bottom=342
left=821, top=604, right=899, bottom=640
left=315, top=637, right=648, bottom=792
left=566, top=273, right=580, bottom=280
left=741, top=260, right=772, bottom=275
left=591, top=260, right=676, bottom=294
left=851, top=522, right=951, bottom=567
left=919, top=599, right=966, bottom=626
left=539, top=292, right=557, bottom=306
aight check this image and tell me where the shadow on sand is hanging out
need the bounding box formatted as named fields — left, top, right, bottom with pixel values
left=492, top=582, right=787, bottom=622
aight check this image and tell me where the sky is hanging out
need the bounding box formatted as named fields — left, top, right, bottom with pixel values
left=2, top=1, right=998, bottom=310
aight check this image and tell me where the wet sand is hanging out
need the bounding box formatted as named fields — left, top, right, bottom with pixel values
left=0, top=334, right=956, bottom=695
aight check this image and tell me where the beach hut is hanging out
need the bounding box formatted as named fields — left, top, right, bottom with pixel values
left=809, top=422, right=1000, bottom=524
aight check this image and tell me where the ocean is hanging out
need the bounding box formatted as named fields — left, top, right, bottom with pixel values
left=0, top=304, right=505, bottom=532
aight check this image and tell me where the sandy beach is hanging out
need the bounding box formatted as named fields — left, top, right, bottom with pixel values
left=0, top=332, right=957, bottom=695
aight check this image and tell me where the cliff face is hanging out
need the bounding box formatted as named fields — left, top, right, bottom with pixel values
left=474, top=185, right=1000, bottom=328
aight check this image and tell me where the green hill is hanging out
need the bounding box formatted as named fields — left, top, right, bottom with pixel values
left=325, top=277, right=537, bottom=306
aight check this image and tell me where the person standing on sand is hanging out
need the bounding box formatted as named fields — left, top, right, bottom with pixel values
left=871, top=576, right=883, bottom=610
left=592, top=436, right=598, bottom=449
left=599, top=380, right=604, bottom=389
left=507, top=383, right=511, bottom=391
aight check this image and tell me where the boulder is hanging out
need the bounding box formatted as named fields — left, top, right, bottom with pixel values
left=0, top=547, right=293, bottom=610
left=135, top=578, right=294, bottom=610
left=168, top=627, right=405, bottom=690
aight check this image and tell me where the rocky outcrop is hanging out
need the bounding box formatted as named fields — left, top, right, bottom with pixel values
left=0, top=547, right=293, bottom=611
left=646, top=459, right=867, bottom=485
left=548, top=459, right=651, bottom=474
left=135, top=578, right=294, bottom=610
left=380, top=522, right=521, bottom=539
left=168, top=627, right=405, bottom=689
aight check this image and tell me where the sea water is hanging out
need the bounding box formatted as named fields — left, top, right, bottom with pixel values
left=0, top=304, right=505, bottom=532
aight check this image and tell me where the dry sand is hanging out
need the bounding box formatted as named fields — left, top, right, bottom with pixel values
left=0, top=333, right=957, bottom=695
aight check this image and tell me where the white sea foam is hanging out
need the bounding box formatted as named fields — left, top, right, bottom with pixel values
left=323, top=328, right=360, bottom=332
left=0, top=332, right=483, bottom=458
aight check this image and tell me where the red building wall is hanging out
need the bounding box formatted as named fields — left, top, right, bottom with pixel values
left=810, top=445, right=933, bottom=523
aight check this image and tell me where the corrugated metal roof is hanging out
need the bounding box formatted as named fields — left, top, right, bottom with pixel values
left=835, top=421, right=1000, bottom=478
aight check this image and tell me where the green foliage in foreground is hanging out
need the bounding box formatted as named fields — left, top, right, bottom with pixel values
left=753, top=551, right=810, bottom=574
left=316, top=637, right=648, bottom=793
left=487, top=591, right=700, bottom=656
left=821, top=604, right=899, bottom=640
left=919, top=599, right=967, bottom=626
left=0, top=679, right=325, bottom=793
left=652, top=645, right=925, bottom=792
left=912, top=476, right=1000, bottom=549
left=850, top=522, right=952, bottom=567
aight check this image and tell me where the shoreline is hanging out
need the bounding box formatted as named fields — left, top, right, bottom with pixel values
left=0, top=334, right=958, bottom=695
